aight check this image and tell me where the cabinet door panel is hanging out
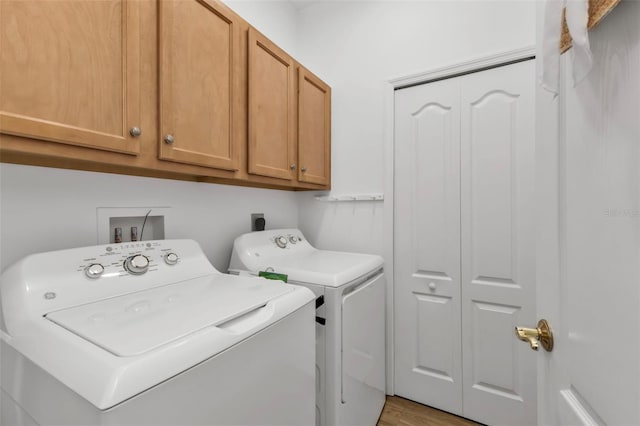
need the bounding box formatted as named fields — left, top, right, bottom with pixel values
left=0, top=0, right=140, bottom=154
left=248, top=28, right=294, bottom=181
left=298, top=67, right=330, bottom=186
left=159, top=0, right=239, bottom=171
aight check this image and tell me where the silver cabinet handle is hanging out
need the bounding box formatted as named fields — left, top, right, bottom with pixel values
left=290, top=164, right=297, bottom=170
left=129, top=127, right=142, bottom=137
left=164, top=134, right=175, bottom=145
left=301, top=167, right=307, bottom=172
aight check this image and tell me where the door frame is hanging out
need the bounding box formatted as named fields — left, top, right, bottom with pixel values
left=383, top=45, right=536, bottom=395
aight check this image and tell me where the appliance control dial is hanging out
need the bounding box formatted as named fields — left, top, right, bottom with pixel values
left=124, top=254, right=150, bottom=275
left=165, top=252, right=179, bottom=265
left=275, top=236, right=288, bottom=248
left=288, top=235, right=298, bottom=244
left=84, top=263, right=105, bottom=279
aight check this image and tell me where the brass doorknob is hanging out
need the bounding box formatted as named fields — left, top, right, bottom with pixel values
left=515, top=319, right=554, bottom=352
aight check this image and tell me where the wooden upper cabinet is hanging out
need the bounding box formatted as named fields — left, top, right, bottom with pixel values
left=159, top=0, right=240, bottom=171
left=298, top=67, right=331, bottom=186
left=0, top=0, right=141, bottom=155
left=247, top=28, right=295, bottom=181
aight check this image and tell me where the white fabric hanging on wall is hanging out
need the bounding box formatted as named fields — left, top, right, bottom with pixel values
left=540, top=0, right=593, bottom=94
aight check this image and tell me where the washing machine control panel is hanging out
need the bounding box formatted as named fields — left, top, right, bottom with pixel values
left=74, top=245, right=185, bottom=279
left=74, top=242, right=173, bottom=279
left=0, top=239, right=218, bottom=318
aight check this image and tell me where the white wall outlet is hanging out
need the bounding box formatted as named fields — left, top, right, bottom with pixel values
left=97, top=207, right=172, bottom=244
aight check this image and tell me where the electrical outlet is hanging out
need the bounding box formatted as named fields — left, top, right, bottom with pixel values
left=251, top=213, right=265, bottom=232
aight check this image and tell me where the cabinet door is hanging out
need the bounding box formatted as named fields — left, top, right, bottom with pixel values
left=298, top=67, right=331, bottom=186
left=0, top=0, right=141, bottom=154
left=248, top=28, right=295, bottom=181
left=159, top=0, right=240, bottom=171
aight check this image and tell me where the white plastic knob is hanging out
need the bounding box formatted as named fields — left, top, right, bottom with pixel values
left=165, top=252, right=179, bottom=265
left=275, top=236, right=288, bottom=248
left=428, top=282, right=437, bottom=291
left=85, top=263, right=105, bottom=279
left=125, top=255, right=150, bottom=275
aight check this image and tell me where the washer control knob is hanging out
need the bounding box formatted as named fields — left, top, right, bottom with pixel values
left=275, top=236, right=288, bottom=248
left=124, top=255, right=150, bottom=275
left=288, top=235, right=299, bottom=244
left=85, top=263, right=105, bottom=279
left=165, top=252, right=179, bottom=265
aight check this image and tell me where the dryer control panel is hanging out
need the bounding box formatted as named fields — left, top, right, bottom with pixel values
left=272, top=232, right=304, bottom=249
left=228, top=229, right=313, bottom=277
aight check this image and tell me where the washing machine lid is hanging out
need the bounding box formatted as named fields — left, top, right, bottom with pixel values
left=45, top=274, right=294, bottom=357
left=260, top=251, right=383, bottom=288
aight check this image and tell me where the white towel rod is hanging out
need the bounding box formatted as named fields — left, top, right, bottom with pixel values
left=314, top=194, right=384, bottom=202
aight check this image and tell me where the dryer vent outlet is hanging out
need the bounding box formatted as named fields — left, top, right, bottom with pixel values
left=251, top=213, right=265, bottom=232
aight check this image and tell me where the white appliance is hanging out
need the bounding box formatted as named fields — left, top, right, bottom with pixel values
left=0, top=239, right=315, bottom=426
left=229, top=229, right=386, bottom=426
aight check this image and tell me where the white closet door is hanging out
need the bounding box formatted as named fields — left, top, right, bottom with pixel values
left=460, top=60, right=536, bottom=425
left=394, top=77, right=462, bottom=415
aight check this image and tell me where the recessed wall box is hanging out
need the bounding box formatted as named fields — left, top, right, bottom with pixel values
left=97, top=207, right=172, bottom=244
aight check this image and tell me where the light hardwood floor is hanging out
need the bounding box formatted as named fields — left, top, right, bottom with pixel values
left=377, top=396, right=483, bottom=426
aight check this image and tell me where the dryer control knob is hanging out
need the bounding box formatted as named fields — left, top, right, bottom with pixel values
left=165, top=252, right=179, bottom=265
left=85, top=263, right=105, bottom=279
left=288, top=235, right=299, bottom=244
left=275, top=236, right=288, bottom=248
left=124, top=254, right=150, bottom=275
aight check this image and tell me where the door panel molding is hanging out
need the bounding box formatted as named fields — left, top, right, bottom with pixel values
left=559, top=387, right=606, bottom=426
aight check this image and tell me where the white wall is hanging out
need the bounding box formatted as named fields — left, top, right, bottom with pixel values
left=294, top=1, right=536, bottom=256
left=0, top=1, right=301, bottom=273
left=0, top=164, right=298, bottom=272
left=223, top=0, right=298, bottom=56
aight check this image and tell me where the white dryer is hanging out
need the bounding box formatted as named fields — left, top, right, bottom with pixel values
left=0, top=239, right=315, bottom=426
left=229, top=229, right=386, bottom=426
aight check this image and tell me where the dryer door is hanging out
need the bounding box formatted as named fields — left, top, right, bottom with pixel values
left=341, top=272, right=386, bottom=424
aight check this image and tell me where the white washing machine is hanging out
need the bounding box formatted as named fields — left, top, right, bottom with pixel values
left=229, top=229, right=386, bottom=426
left=0, top=239, right=315, bottom=426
